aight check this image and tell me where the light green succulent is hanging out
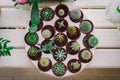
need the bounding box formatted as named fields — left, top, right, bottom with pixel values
left=58, top=21, right=65, bottom=28
left=55, top=34, right=64, bottom=42
left=68, top=26, right=77, bottom=34
left=28, top=47, right=37, bottom=56
left=71, top=42, right=80, bottom=51
left=38, top=39, right=58, bottom=54
left=71, top=61, right=80, bottom=69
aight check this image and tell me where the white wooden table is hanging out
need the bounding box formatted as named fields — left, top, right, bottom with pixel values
left=0, top=0, right=120, bottom=80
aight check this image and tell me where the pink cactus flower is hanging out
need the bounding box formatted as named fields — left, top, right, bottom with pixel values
left=16, top=0, right=28, bottom=4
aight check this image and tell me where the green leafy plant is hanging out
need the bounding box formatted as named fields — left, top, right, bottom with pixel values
left=0, top=38, right=14, bottom=57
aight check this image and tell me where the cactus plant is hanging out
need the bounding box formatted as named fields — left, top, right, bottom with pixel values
left=55, top=33, right=64, bottom=42
left=71, top=42, right=80, bottom=51
left=68, top=26, right=77, bottom=35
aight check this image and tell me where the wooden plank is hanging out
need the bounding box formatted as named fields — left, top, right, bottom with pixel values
left=13, top=68, right=120, bottom=80
left=0, top=49, right=120, bottom=68
left=89, top=49, right=120, bottom=68
left=0, top=77, right=12, bottom=80
left=0, top=49, right=34, bottom=68
left=0, top=29, right=25, bottom=48
left=95, top=29, right=120, bottom=48
left=82, top=9, right=114, bottom=29
left=0, top=68, right=119, bottom=80
left=0, top=9, right=30, bottom=28
left=0, top=68, right=13, bottom=77
left=0, top=0, right=113, bottom=8
left=0, top=29, right=120, bottom=48
left=0, top=9, right=114, bottom=28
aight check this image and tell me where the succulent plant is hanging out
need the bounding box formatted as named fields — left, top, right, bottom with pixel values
left=38, top=39, right=58, bottom=54
left=28, top=47, right=38, bottom=56
left=52, top=63, right=66, bottom=76
left=79, top=20, right=92, bottom=34
left=58, top=9, right=65, bottom=16
left=58, top=21, right=65, bottom=28
left=88, top=36, right=98, bottom=47
left=71, top=42, right=80, bottom=51
left=81, top=50, right=92, bottom=60
left=39, top=57, right=50, bottom=67
left=68, top=26, right=77, bottom=34
left=54, top=48, right=67, bottom=62
left=55, top=33, right=64, bottom=42
left=41, top=29, right=52, bottom=39
left=71, top=61, right=80, bottom=69
left=41, top=7, right=54, bottom=21
left=70, top=9, right=81, bottom=20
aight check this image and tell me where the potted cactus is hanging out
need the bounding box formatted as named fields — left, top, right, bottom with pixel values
left=66, top=41, right=80, bottom=55
left=54, top=33, right=68, bottom=47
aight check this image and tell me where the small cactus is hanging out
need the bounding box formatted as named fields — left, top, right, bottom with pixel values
left=68, top=26, right=77, bottom=35
left=55, top=33, right=64, bottom=42
left=71, top=42, right=80, bottom=51
left=71, top=61, right=80, bottom=69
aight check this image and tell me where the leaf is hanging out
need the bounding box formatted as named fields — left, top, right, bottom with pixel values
left=8, top=47, right=15, bottom=50
left=0, top=38, right=14, bottom=57
left=0, top=51, right=5, bottom=56
left=0, top=44, right=2, bottom=50
left=31, top=2, right=40, bottom=25
left=3, top=40, right=11, bottom=48
left=5, top=49, right=11, bottom=56
left=3, top=49, right=8, bottom=56
left=0, top=38, right=3, bottom=41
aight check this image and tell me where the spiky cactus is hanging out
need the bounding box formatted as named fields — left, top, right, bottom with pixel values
left=71, top=42, right=80, bottom=51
